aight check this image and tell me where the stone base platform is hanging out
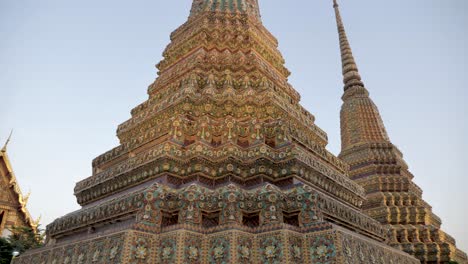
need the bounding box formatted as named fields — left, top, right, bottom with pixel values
left=13, top=223, right=418, bottom=264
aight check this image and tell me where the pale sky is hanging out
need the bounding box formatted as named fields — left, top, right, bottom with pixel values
left=1, top=0, right=467, bottom=252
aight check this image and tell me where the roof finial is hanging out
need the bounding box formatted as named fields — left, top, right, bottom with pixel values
left=332, top=0, right=367, bottom=94
left=1, top=130, right=13, bottom=152
left=23, top=189, right=31, bottom=205
left=34, top=215, right=42, bottom=228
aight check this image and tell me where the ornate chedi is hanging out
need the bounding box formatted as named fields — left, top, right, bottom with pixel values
left=333, top=1, right=467, bottom=263
left=15, top=1, right=421, bottom=263
left=0, top=134, right=38, bottom=237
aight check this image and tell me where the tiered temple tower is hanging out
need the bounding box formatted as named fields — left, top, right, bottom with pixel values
left=333, top=1, right=468, bottom=263
left=13, top=1, right=460, bottom=263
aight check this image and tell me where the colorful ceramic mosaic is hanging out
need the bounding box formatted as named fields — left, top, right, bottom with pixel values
left=183, top=233, right=204, bottom=264
left=208, top=236, right=230, bottom=264
left=288, top=234, right=304, bottom=262
left=13, top=0, right=464, bottom=263
left=309, top=232, right=337, bottom=263
left=160, top=235, right=177, bottom=264
left=258, top=234, right=284, bottom=264
left=236, top=235, right=254, bottom=263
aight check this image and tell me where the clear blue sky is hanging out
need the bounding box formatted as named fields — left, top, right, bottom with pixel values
left=1, top=0, right=467, bottom=251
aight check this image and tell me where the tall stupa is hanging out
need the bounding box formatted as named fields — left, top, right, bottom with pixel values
left=13, top=1, right=462, bottom=263
left=333, top=0, right=468, bottom=263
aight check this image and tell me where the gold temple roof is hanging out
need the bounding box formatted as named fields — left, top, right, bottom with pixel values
left=0, top=136, right=38, bottom=231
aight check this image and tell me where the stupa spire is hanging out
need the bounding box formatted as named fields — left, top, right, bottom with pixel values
left=335, top=2, right=468, bottom=262
left=333, top=0, right=389, bottom=150
left=333, top=0, right=366, bottom=93
left=190, top=0, right=261, bottom=21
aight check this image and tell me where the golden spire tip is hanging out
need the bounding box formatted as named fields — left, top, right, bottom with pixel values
left=1, top=130, right=13, bottom=152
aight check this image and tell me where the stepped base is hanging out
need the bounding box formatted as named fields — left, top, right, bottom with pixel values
left=13, top=223, right=418, bottom=264
left=14, top=183, right=419, bottom=264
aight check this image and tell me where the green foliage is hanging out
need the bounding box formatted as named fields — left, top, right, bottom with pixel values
left=7, top=226, right=45, bottom=254
left=0, top=226, right=45, bottom=262
left=448, top=261, right=459, bottom=264
left=0, top=237, right=13, bottom=264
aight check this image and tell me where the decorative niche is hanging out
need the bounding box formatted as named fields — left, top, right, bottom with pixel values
left=161, top=211, right=179, bottom=228
left=242, top=211, right=260, bottom=228
left=202, top=211, right=220, bottom=228
left=283, top=211, right=300, bottom=227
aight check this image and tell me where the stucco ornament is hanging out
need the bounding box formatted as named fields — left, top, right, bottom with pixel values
left=265, top=245, right=277, bottom=259
left=292, top=244, right=302, bottom=259
left=77, top=253, right=84, bottom=264
left=63, top=256, right=70, bottom=264
left=92, top=250, right=100, bottom=262
left=358, top=248, right=365, bottom=261
left=240, top=245, right=250, bottom=259
left=162, top=247, right=172, bottom=260
left=188, top=246, right=199, bottom=260
left=345, top=246, right=352, bottom=257
left=135, top=246, right=147, bottom=259
left=214, top=245, right=224, bottom=260
left=109, top=246, right=118, bottom=259
left=316, top=245, right=328, bottom=258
